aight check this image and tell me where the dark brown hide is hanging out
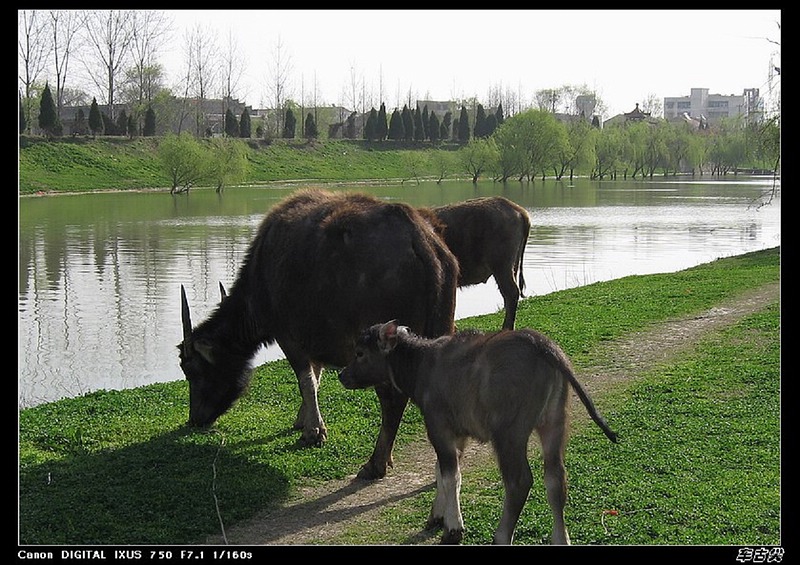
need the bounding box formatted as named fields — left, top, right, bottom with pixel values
left=421, top=196, right=530, bottom=330
left=179, top=189, right=459, bottom=479
left=339, top=321, right=617, bottom=544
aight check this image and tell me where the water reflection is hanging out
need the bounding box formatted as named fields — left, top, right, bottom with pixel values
left=18, top=178, right=780, bottom=407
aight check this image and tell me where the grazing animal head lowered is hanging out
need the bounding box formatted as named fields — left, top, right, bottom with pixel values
left=177, top=189, right=459, bottom=480
left=339, top=320, right=617, bottom=545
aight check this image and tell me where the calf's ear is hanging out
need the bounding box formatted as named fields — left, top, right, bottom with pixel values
left=378, top=320, right=401, bottom=353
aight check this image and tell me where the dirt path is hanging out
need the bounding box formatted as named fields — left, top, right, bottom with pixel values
left=206, top=281, right=780, bottom=546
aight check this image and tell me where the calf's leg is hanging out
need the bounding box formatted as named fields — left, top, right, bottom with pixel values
left=430, top=445, right=463, bottom=544
left=492, top=435, right=533, bottom=544
left=538, top=421, right=570, bottom=545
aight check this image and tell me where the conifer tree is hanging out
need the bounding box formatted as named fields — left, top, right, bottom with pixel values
left=485, top=113, right=497, bottom=137
left=401, top=105, right=414, bottom=142
left=474, top=104, right=487, bottom=138
left=365, top=108, right=378, bottom=141
left=283, top=108, right=296, bottom=138
left=225, top=108, right=239, bottom=137
left=89, top=98, right=103, bottom=137
left=429, top=110, right=440, bottom=144
left=413, top=105, right=425, bottom=141
left=458, top=105, right=470, bottom=143
left=304, top=112, right=318, bottom=139
left=388, top=109, right=404, bottom=140
left=422, top=104, right=430, bottom=140
left=38, top=83, right=61, bottom=137
left=495, top=102, right=505, bottom=126
left=344, top=112, right=357, bottom=138
left=440, top=111, right=452, bottom=141
left=377, top=102, right=388, bottom=141
left=143, top=106, right=156, bottom=136
left=116, top=109, right=128, bottom=137
left=239, top=110, right=251, bottom=138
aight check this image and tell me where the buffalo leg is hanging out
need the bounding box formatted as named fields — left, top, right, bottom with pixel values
left=494, top=271, right=520, bottom=330
left=430, top=444, right=463, bottom=544
left=538, top=421, right=570, bottom=545
left=282, top=340, right=327, bottom=447
left=357, top=382, right=408, bottom=479
left=492, top=436, right=532, bottom=545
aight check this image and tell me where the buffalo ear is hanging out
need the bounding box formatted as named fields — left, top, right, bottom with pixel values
left=378, top=320, right=400, bottom=353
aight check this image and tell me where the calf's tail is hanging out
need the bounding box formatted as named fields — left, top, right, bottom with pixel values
left=565, top=371, right=618, bottom=443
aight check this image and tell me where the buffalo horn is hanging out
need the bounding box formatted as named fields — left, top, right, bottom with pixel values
left=218, top=282, right=227, bottom=301
left=180, top=285, right=193, bottom=349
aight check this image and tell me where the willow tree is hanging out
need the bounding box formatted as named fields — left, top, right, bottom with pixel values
left=493, top=109, right=567, bottom=181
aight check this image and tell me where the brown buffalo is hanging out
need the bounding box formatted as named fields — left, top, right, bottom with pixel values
left=421, top=196, right=530, bottom=329
left=179, top=188, right=459, bottom=479
left=339, top=321, right=618, bottom=544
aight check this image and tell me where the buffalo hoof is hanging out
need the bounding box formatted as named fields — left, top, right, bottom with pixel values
left=441, top=528, right=463, bottom=545
left=299, top=427, right=327, bottom=447
left=356, top=460, right=388, bottom=480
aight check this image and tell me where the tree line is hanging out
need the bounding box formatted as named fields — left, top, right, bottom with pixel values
left=151, top=105, right=779, bottom=197
left=461, top=109, right=780, bottom=182
left=18, top=9, right=612, bottom=141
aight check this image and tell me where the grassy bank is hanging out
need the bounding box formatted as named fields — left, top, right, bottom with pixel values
left=18, top=136, right=464, bottom=194
left=18, top=247, right=780, bottom=545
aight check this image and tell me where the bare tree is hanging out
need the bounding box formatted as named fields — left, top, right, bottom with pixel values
left=181, top=23, right=219, bottom=136
left=220, top=29, right=245, bottom=134
left=18, top=9, right=50, bottom=132
left=82, top=10, right=135, bottom=121
left=265, top=35, right=293, bottom=136
left=47, top=10, right=85, bottom=117
left=641, top=93, right=663, bottom=119
left=128, top=11, right=172, bottom=109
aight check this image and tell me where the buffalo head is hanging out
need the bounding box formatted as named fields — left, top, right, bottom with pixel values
left=178, top=285, right=251, bottom=427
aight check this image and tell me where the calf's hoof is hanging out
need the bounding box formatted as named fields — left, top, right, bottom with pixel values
left=440, top=528, right=463, bottom=545
left=425, top=516, right=443, bottom=530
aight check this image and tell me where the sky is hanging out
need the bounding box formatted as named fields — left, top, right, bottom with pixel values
left=161, top=9, right=781, bottom=119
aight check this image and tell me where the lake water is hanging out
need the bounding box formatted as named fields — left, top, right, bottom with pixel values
left=18, top=177, right=781, bottom=408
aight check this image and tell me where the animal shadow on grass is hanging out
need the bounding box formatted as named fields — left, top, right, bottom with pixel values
left=241, top=477, right=436, bottom=544
left=18, top=428, right=290, bottom=545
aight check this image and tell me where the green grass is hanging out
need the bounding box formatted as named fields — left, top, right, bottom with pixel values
left=18, top=136, right=464, bottom=194
left=18, top=247, right=780, bottom=545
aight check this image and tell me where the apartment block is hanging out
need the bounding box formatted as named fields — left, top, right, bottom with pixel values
left=663, top=87, right=761, bottom=124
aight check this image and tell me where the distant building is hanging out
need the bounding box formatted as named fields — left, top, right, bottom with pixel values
left=603, top=103, right=659, bottom=128
left=663, top=87, right=761, bottom=125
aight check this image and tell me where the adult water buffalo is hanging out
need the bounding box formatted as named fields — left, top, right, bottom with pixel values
left=421, top=196, right=530, bottom=330
left=179, top=189, right=459, bottom=479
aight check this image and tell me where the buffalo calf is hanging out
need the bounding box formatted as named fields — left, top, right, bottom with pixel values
left=339, top=321, right=617, bottom=545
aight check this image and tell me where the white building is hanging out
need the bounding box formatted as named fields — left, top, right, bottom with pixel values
left=663, top=87, right=761, bottom=125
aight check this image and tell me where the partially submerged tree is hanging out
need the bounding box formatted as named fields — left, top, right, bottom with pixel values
left=206, top=137, right=248, bottom=192
left=158, top=132, right=207, bottom=193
